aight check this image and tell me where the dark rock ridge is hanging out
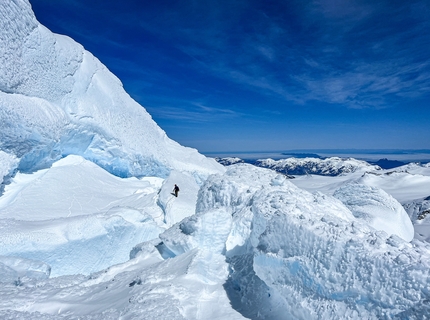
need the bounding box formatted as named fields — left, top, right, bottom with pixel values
left=370, top=158, right=406, bottom=169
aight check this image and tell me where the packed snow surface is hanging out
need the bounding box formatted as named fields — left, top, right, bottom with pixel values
left=1, top=1, right=430, bottom=319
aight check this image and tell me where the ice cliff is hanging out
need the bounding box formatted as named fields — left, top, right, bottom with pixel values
left=0, top=0, right=223, bottom=179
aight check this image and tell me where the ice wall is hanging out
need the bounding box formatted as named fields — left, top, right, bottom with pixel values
left=159, top=164, right=430, bottom=319
left=0, top=0, right=223, bottom=179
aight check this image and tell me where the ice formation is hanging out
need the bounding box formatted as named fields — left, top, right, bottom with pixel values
left=0, top=0, right=223, bottom=179
left=0, top=1, right=429, bottom=319
left=160, top=164, right=430, bottom=319
left=334, top=183, right=414, bottom=241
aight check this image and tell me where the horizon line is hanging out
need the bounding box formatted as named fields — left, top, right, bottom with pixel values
left=202, top=148, right=430, bottom=154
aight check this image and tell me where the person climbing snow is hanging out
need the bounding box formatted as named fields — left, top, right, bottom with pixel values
left=173, top=184, right=180, bottom=197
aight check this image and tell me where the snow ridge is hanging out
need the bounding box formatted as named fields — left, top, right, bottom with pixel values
left=0, top=0, right=223, bottom=179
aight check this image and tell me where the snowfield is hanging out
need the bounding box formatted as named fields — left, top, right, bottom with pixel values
left=1, top=1, right=430, bottom=319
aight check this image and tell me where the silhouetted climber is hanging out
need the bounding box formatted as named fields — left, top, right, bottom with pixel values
left=173, top=184, right=180, bottom=197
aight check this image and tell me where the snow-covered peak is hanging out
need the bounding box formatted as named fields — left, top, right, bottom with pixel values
left=0, top=0, right=223, bottom=179
left=256, top=157, right=380, bottom=176
left=387, top=161, right=430, bottom=176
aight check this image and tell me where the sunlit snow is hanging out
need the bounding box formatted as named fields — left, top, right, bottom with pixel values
left=1, top=1, right=430, bottom=319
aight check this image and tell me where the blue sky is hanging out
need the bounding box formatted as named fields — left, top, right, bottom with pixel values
left=30, top=0, right=430, bottom=153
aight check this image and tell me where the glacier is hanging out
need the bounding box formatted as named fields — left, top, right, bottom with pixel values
left=0, top=1, right=430, bottom=319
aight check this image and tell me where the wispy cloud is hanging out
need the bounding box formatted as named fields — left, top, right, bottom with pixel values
left=145, top=100, right=242, bottom=123
left=42, top=0, right=430, bottom=112
left=134, top=0, right=430, bottom=110
left=291, top=55, right=430, bottom=108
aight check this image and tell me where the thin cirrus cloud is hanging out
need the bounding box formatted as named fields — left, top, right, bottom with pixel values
left=141, top=0, right=430, bottom=110
left=28, top=0, right=430, bottom=150
left=146, top=101, right=241, bottom=123
left=33, top=0, right=430, bottom=112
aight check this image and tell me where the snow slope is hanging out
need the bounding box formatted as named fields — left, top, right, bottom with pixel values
left=0, top=154, right=245, bottom=318
left=0, top=153, right=208, bottom=277
left=0, top=0, right=223, bottom=180
left=0, top=155, right=166, bottom=277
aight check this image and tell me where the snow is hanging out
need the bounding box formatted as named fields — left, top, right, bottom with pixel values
left=2, top=161, right=429, bottom=319
left=0, top=154, right=212, bottom=277
left=333, top=183, right=414, bottom=241
left=1, top=1, right=430, bottom=319
left=0, top=150, right=18, bottom=186
left=0, top=0, right=223, bottom=180
left=0, top=256, right=50, bottom=284
left=255, top=156, right=380, bottom=176
left=170, top=164, right=430, bottom=319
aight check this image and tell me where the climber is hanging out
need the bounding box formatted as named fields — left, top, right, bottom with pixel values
left=173, top=184, right=180, bottom=197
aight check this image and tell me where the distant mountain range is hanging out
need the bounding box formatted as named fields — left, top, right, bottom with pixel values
left=216, top=156, right=382, bottom=176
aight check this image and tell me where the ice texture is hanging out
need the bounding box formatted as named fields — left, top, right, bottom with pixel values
left=334, top=183, right=414, bottom=241
left=161, top=164, right=430, bottom=319
left=0, top=151, right=18, bottom=187
left=0, top=0, right=223, bottom=179
left=0, top=1, right=429, bottom=319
